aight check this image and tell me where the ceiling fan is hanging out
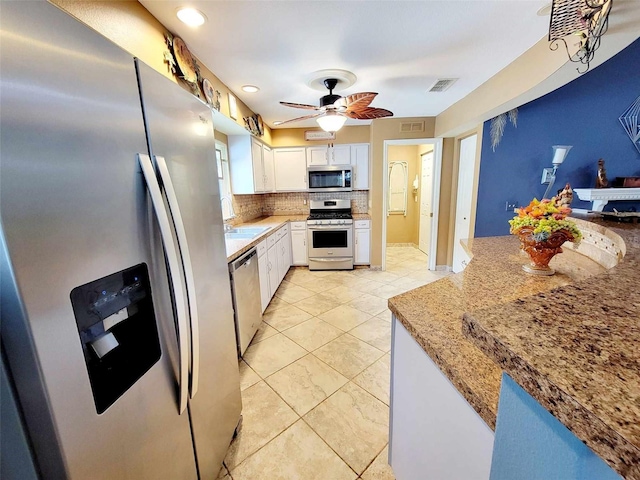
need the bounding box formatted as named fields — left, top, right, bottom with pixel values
left=274, top=78, right=393, bottom=132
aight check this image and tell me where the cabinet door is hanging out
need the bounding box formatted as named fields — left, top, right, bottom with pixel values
left=274, top=148, right=307, bottom=191
left=267, top=245, right=279, bottom=298
left=251, top=138, right=265, bottom=192
left=263, top=145, right=275, bottom=192
left=307, top=147, right=328, bottom=166
left=351, top=144, right=370, bottom=190
left=331, top=144, right=351, bottom=165
left=290, top=229, right=308, bottom=266
left=354, top=228, right=370, bottom=265
left=257, top=253, right=271, bottom=313
left=284, top=230, right=292, bottom=271
left=276, top=237, right=286, bottom=284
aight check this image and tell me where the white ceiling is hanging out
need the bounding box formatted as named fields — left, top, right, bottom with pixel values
left=141, top=0, right=550, bottom=129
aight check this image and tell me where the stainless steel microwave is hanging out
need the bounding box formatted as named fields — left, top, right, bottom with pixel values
left=307, top=165, right=352, bottom=192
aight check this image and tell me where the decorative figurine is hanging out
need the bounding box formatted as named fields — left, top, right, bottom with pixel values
left=557, top=183, right=574, bottom=207
left=595, top=158, right=609, bottom=188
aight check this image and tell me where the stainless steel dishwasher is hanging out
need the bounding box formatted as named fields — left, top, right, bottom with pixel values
left=229, top=247, right=262, bottom=356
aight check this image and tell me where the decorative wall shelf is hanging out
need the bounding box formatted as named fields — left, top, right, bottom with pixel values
left=573, top=187, right=640, bottom=211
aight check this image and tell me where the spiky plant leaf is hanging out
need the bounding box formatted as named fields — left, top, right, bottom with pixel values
left=508, top=108, right=518, bottom=128
left=490, top=113, right=507, bottom=152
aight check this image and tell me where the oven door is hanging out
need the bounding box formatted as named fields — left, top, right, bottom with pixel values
left=307, top=225, right=353, bottom=258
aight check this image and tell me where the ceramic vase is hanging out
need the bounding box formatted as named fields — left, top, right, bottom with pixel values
left=516, top=227, right=574, bottom=276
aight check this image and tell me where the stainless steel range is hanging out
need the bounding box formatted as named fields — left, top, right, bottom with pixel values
left=307, top=199, right=354, bottom=270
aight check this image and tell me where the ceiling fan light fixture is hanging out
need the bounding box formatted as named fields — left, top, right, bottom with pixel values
left=176, top=7, right=206, bottom=27
left=317, top=113, right=347, bottom=132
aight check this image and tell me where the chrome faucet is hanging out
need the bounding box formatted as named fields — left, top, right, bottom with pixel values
left=220, top=196, right=236, bottom=232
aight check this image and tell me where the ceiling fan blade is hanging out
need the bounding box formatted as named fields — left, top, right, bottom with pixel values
left=273, top=112, right=325, bottom=126
left=335, top=92, right=377, bottom=110
left=280, top=101, right=321, bottom=110
left=345, top=107, right=394, bottom=120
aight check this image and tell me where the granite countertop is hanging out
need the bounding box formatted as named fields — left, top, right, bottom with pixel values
left=389, top=219, right=639, bottom=479
left=225, top=215, right=307, bottom=262
left=463, top=222, right=640, bottom=479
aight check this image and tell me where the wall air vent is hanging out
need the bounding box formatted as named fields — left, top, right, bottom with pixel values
left=428, top=78, right=458, bottom=93
left=399, top=121, right=425, bottom=133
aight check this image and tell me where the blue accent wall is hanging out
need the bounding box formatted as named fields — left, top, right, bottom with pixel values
left=490, top=374, right=621, bottom=480
left=475, top=38, right=640, bottom=237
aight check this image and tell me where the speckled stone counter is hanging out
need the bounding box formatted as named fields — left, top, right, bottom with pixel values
left=462, top=221, right=640, bottom=479
left=388, top=234, right=607, bottom=429
left=225, top=215, right=307, bottom=262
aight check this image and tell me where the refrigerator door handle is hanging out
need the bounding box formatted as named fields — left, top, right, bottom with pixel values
left=154, top=155, right=200, bottom=399
left=137, top=154, right=190, bottom=414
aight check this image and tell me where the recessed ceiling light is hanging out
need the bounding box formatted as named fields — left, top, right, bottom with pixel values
left=176, top=8, right=206, bottom=27
left=537, top=3, right=552, bottom=16
left=241, top=85, right=260, bottom=93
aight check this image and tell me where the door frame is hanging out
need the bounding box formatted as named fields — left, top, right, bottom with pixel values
left=382, top=138, right=443, bottom=271
left=418, top=150, right=435, bottom=254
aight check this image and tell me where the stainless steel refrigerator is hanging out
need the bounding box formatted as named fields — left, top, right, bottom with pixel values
left=0, top=2, right=241, bottom=479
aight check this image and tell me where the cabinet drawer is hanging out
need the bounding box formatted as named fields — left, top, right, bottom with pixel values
left=290, top=221, right=306, bottom=231
left=267, top=233, right=277, bottom=248
left=354, top=220, right=370, bottom=229
left=257, top=240, right=267, bottom=257
left=276, top=225, right=289, bottom=239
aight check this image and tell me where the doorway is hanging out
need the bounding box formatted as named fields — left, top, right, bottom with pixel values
left=382, top=139, right=442, bottom=271
left=452, top=134, right=478, bottom=272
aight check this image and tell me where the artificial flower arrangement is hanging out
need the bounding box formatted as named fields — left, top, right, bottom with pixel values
left=509, top=197, right=582, bottom=244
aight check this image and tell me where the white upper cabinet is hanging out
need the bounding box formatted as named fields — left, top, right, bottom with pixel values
left=228, top=135, right=275, bottom=194
left=307, top=147, right=329, bottom=166
left=306, top=144, right=354, bottom=166
left=263, top=145, right=275, bottom=192
left=330, top=144, right=351, bottom=165
left=273, top=147, right=307, bottom=191
left=351, top=144, right=370, bottom=190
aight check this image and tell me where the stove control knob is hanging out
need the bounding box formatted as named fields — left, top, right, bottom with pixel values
left=339, top=220, right=345, bottom=225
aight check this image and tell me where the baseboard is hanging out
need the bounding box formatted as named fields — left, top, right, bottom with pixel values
left=386, top=243, right=418, bottom=248
left=435, top=265, right=452, bottom=272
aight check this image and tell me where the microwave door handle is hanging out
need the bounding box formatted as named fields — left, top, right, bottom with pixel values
left=342, top=171, right=346, bottom=188
left=154, top=156, right=199, bottom=399
left=137, top=154, right=190, bottom=414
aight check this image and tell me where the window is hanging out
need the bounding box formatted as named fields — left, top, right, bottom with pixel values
left=216, top=141, right=233, bottom=220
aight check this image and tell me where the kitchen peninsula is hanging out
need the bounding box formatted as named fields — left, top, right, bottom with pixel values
left=388, top=218, right=639, bottom=480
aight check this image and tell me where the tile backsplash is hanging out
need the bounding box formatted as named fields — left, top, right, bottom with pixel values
left=228, top=191, right=369, bottom=223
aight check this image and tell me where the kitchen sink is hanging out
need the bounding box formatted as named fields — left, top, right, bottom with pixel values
left=224, top=226, right=270, bottom=239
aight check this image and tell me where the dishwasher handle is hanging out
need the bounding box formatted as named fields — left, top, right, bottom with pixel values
left=230, top=247, right=258, bottom=273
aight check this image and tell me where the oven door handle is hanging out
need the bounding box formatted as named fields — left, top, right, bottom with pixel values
left=307, top=225, right=353, bottom=230
left=309, top=257, right=352, bottom=262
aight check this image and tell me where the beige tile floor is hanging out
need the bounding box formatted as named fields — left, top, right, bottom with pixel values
left=220, top=246, right=449, bottom=480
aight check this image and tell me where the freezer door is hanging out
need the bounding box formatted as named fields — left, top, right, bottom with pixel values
left=0, top=3, right=197, bottom=479
left=136, top=60, right=242, bottom=478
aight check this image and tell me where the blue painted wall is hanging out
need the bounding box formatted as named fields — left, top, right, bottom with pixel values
left=475, top=38, right=640, bottom=237
left=490, top=374, right=621, bottom=480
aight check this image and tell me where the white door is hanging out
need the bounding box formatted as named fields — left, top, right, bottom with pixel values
left=330, top=145, right=351, bottom=165
left=274, top=148, right=307, bottom=191
left=307, top=147, right=328, bottom=166
left=267, top=245, right=279, bottom=298
left=452, top=134, right=478, bottom=273
left=419, top=152, right=434, bottom=255
left=263, top=145, right=275, bottom=192
left=351, top=144, right=369, bottom=190
left=290, top=230, right=308, bottom=265
left=257, top=253, right=270, bottom=313
left=251, top=138, right=264, bottom=192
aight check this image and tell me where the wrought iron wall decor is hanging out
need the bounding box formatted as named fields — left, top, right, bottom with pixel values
left=619, top=96, right=640, bottom=154
left=548, top=0, right=612, bottom=73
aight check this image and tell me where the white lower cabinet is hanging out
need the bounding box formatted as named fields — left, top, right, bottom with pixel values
left=267, top=242, right=279, bottom=298
left=290, top=222, right=308, bottom=266
left=354, top=220, right=371, bottom=265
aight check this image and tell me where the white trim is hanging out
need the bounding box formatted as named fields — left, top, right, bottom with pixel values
left=382, top=138, right=443, bottom=271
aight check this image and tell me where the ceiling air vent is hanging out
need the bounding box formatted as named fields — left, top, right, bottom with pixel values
left=399, top=121, right=425, bottom=133
left=428, top=78, right=458, bottom=93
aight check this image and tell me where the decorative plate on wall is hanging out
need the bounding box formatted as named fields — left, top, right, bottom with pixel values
left=172, top=37, right=198, bottom=84
left=202, top=78, right=215, bottom=105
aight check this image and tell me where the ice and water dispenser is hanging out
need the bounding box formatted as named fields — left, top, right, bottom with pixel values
left=70, top=264, right=161, bottom=414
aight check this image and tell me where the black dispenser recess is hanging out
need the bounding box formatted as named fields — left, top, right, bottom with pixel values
left=70, top=264, right=161, bottom=414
